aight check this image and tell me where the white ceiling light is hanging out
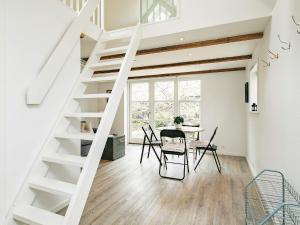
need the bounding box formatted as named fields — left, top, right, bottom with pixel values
left=179, top=37, right=184, bottom=41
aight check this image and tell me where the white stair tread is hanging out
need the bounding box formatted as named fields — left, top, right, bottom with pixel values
left=55, top=133, right=95, bottom=140
left=42, top=152, right=86, bottom=167
left=29, top=177, right=76, bottom=197
left=97, top=46, right=128, bottom=55
left=102, top=32, right=132, bottom=42
left=89, top=59, right=123, bottom=70
left=81, top=75, right=118, bottom=83
left=13, top=204, right=64, bottom=225
left=73, top=93, right=111, bottom=99
left=64, top=112, right=104, bottom=118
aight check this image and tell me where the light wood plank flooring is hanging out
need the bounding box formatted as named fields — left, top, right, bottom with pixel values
left=79, top=145, right=252, bottom=225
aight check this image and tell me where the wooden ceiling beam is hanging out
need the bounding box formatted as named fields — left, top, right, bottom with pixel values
left=100, top=32, right=263, bottom=60
left=128, top=67, right=246, bottom=80
left=94, top=54, right=252, bottom=74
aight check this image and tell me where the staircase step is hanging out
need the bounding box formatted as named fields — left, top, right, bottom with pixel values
left=89, top=59, right=123, bottom=70
left=74, top=93, right=111, bottom=99
left=42, top=152, right=86, bottom=167
left=54, top=133, right=95, bottom=141
left=64, top=112, right=104, bottom=118
left=81, top=75, right=118, bottom=83
left=29, top=177, right=76, bottom=198
left=13, top=204, right=64, bottom=225
left=97, top=46, right=128, bottom=55
left=102, top=31, right=132, bottom=42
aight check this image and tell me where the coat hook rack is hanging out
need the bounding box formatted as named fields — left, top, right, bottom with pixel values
left=278, top=34, right=291, bottom=50
left=292, top=16, right=300, bottom=34
left=261, top=59, right=270, bottom=68
left=267, top=50, right=279, bottom=60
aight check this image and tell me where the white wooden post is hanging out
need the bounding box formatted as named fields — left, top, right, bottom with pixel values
left=96, top=4, right=100, bottom=27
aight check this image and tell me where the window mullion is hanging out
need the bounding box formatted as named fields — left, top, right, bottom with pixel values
left=174, top=77, right=179, bottom=116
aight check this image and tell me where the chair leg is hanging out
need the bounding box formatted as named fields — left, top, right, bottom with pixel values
left=151, top=144, right=162, bottom=166
left=147, top=144, right=151, bottom=158
left=140, top=138, right=146, bottom=164
left=212, top=151, right=221, bottom=173
left=185, top=151, right=190, bottom=173
left=194, top=149, right=207, bottom=171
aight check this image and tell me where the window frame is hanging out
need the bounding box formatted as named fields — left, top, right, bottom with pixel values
left=128, top=76, right=202, bottom=143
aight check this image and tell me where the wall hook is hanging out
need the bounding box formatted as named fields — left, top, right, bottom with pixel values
left=267, top=50, right=279, bottom=60
left=278, top=35, right=291, bottom=50
left=292, top=16, right=300, bottom=34
left=261, top=59, right=270, bottom=68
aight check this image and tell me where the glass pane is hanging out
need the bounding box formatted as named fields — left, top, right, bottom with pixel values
left=131, top=83, right=149, bottom=101
left=179, top=102, right=201, bottom=124
left=155, top=81, right=174, bottom=101
left=154, top=102, right=174, bottom=128
left=179, top=80, right=201, bottom=100
left=130, top=102, right=149, bottom=139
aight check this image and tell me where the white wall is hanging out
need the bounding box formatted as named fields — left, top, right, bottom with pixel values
left=5, top=0, right=80, bottom=214
left=246, top=0, right=300, bottom=192
left=0, top=0, right=7, bottom=222
left=200, top=72, right=246, bottom=156
left=104, top=0, right=140, bottom=30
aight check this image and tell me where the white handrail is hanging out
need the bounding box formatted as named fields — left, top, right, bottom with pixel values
left=62, top=25, right=142, bottom=225
left=27, top=0, right=101, bottom=105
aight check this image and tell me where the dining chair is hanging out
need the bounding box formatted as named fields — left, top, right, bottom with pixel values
left=140, top=125, right=162, bottom=165
left=182, top=123, right=200, bottom=140
left=194, top=126, right=221, bottom=173
left=182, top=123, right=200, bottom=159
left=159, top=129, right=189, bottom=180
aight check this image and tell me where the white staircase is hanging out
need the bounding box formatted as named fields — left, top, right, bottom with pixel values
left=6, top=25, right=141, bottom=225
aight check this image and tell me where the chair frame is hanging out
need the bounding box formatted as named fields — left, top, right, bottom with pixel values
left=140, top=125, right=162, bottom=165
left=159, top=129, right=189, bottom=181
left=194, top=127, right=221, bottom=173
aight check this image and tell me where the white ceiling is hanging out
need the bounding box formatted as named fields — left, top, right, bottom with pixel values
left=129, top=18, right=269, bottom=77
left=83, top=17, right=270, bottom=77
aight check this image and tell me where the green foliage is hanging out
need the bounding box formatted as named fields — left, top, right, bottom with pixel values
left=174, top=116, right=184, bottom=124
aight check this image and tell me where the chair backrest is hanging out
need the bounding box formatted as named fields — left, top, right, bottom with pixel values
left=148, top=124, right=159, bottom=141
left=160, top=129, right=185, bottom=139
left=207, top=126, right=218, bottom=147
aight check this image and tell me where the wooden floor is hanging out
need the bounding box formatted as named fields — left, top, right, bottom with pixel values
left=79, top=145, right=252, bottom=225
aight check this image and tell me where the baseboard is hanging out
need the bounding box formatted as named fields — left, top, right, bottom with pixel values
left=50, top=199, right=69, bottom=213
left=246, top=157, right=257, bottom=177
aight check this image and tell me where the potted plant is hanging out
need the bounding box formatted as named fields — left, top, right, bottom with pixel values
left=174, top=116, right=184, bottom=129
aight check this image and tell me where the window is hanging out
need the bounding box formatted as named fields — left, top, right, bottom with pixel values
left=128, top=78, right=201, bottom=143
left=179, top=80, right=201, bottom=124
left=154, top=81, right=175, bottom=128
left=129, top=83, right=150, bottom=140
left=141, top=0, right=178, bottom=24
